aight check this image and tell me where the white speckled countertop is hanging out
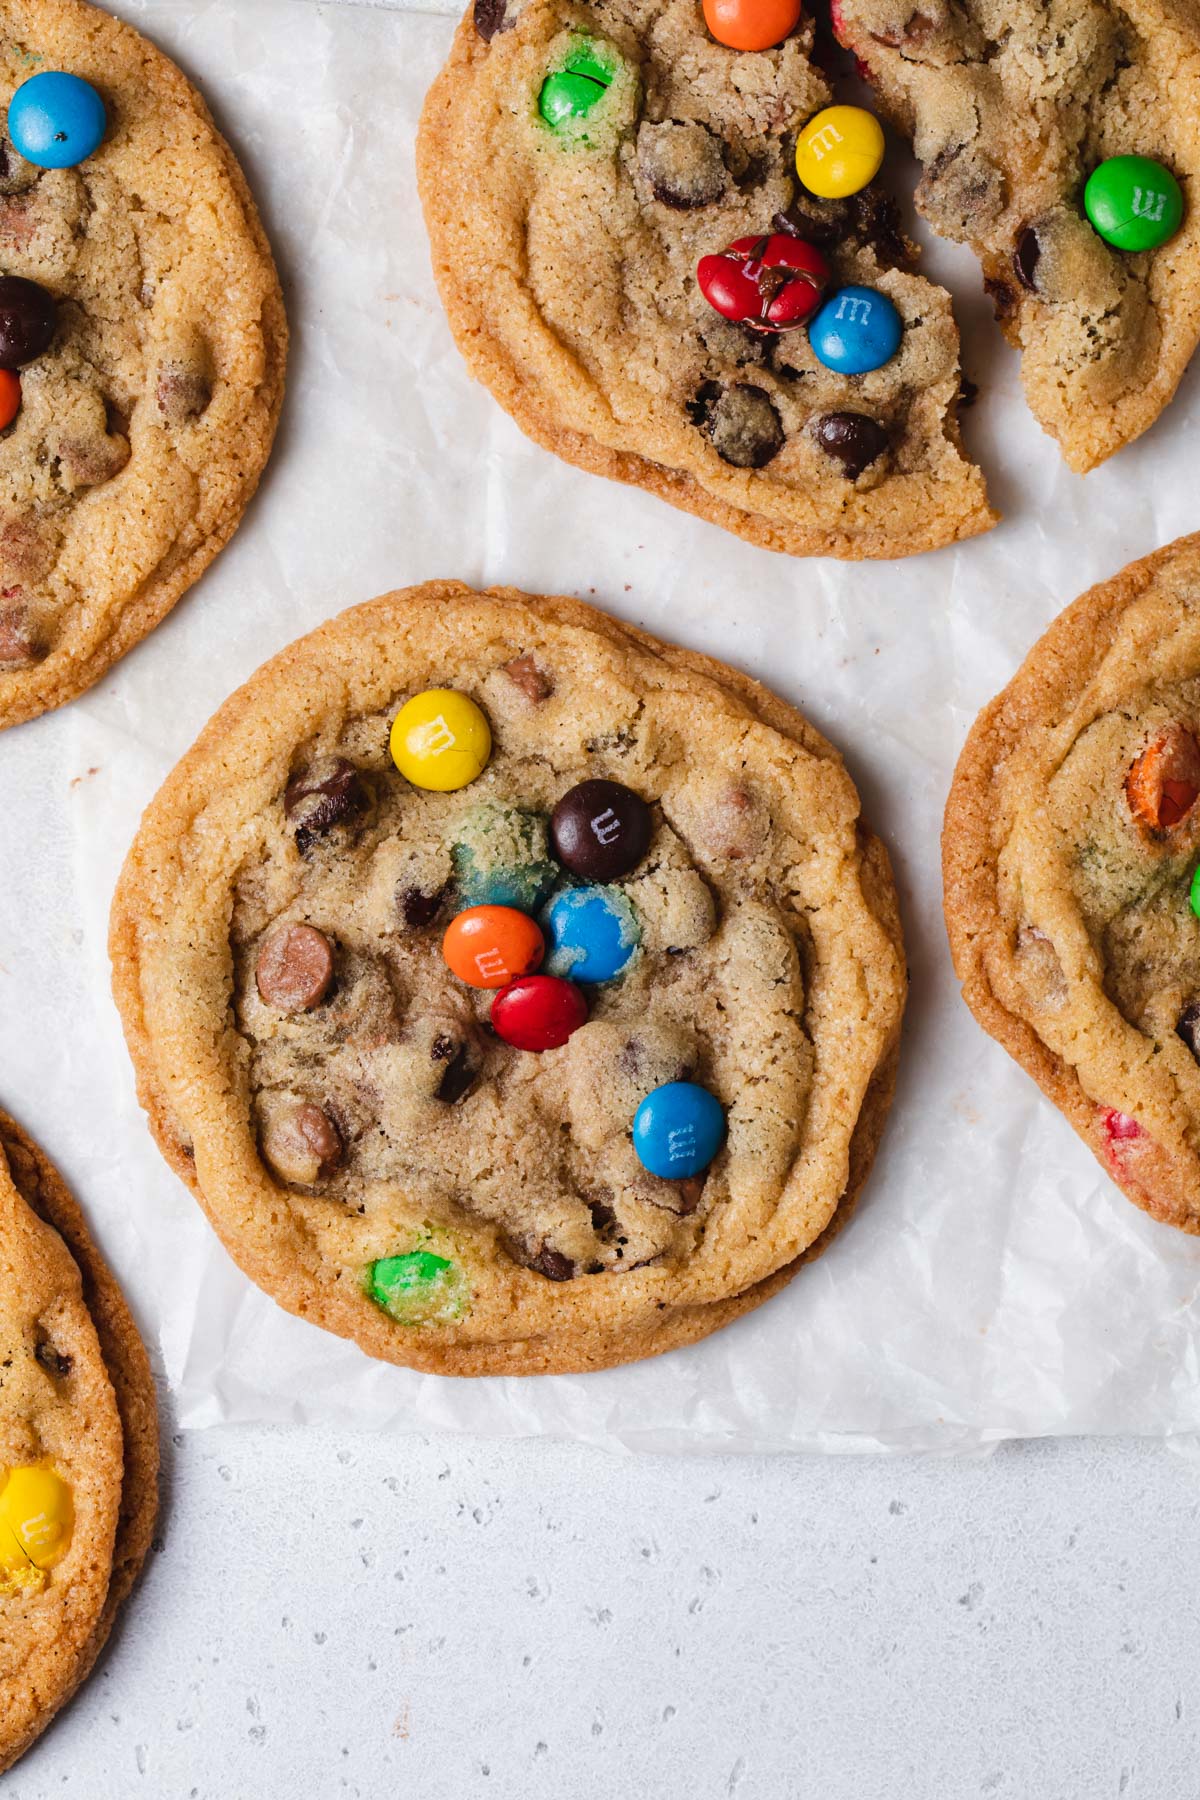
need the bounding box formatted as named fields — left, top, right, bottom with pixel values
left=8, top=1424, right=1200, bottom=1797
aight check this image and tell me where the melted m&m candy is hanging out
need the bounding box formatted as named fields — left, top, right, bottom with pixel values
left=0, top=1464, right=74, bottom=1577
left=702, top=0, right=801, bottom=52
left=1084, top=155, right=1183, bottom=253
left=8, top=72, right=106, bottom=169
left=697, top=233, right=830, bottom=334
left=539, top=43, right=614, bottom=129
left=795, top=105, right=884, bottom=199
left=632, top=1081, right=725, bottom=1179
left=543, top=885, right=640, bottom=983
left=808, top=285, right=902, bottom=374
left=492, top=974, right=588, bottom=1051
left=443, top=904, right=544, bottom=989
left=366, top=1249, right=467, bottom=1324
left=452, top=802, right=559, bottom=912
left=390, top=689, right=491, bottom=791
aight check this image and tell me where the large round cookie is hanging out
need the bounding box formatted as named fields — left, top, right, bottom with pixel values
left=0, top=0, right=286, bottom=728
left=417, top=0, right=994, bottom=561
left=0, top=1110, right=158, bottom=1772
left=832, top=0, right=1200, bottom=472
left=110, top=583, right=906, bottom=1375
left=944, top=533, right=1200, bottom=1234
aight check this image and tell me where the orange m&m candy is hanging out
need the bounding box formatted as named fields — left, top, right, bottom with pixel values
left=703, top=0, right=802, bottom=51
left=443, top=905, right=544, bottom=990
left=0, top=369, right=21, bottom=430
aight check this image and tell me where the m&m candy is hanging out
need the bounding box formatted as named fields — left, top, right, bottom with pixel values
left=0, top=1465, right=73, bottom=1572
left=808, top=285, right=902, bottom=374
left=543, top=885, right=640, bottom=983
left=702, top=0, right=801, bottom=52
left=0, top=370, right=20, bottom=430
left=632, top=1081, right=725, bottom=1179
left=795, top=105, right=885, bottom=199
left=551, top=778, right=652, bottom=880
left=8, top=72, right=106, bottom=169
left=1084, top=155, right=1183, bottom=253
left=0, top=276, right=55, bottom=370
left=697, top=233, right=830, bottom=334
left=1189, top=862, right=1200, bottom=922
left=390, top=689, right=491, bottom=791
left=539, top=43, right=613, bottom=128
left=452, top=802, right=558, bottom=912
left=443, top=904, right=544, bottom=989
left=492, top=974, right=588, bottom=1051
left=366, top=1249, right=467, bottom=1324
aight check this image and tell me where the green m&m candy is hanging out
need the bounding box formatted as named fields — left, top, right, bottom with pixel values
left=538, top=43, right=613, bottom=128
left=1084, top=155, right=1183, bottom=252
left=1190, top=862, right=1200, bottom=922
left=366, top=1249, right=467, bottom=1324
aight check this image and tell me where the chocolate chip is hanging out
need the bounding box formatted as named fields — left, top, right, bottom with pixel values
left=551, top=778, right=652, bottom=881
left=255, top=923, right=334, bottom=1012
left=285, top=757, right=368, bottom=850
left=473, top=0, right=507, bottom=38
left=262, top=1101, right=343, bottom=1185
left=502, top=653, right=554, bottom=703
left=509, top=1238, right=577, bottom=1280
left=400, top=884, right=445, bottom=929
left=587, top=1196, right=618, bottom=1235
left=58, top=431, right=131, bottom=490
left=694, top=382, right=784, bottom=470
left=917, top=144, right=1006, bottom=237
left=1012, top=225, right=1041, bottom=291
left=34, top=1338, right=72, bottom=1378
left=0, top=601, right=43, bottom=664
left=1179, top=1002, right=1200, bottom=1060
left=812, top=411, right=889, bottom=480
left=156, top=361, right=212, bottom=424
left=638, top=120, right=727, bottom=210
left=984, top=274, right=1018, bottom=321
left=435, top=1045, right=478, bottom=1104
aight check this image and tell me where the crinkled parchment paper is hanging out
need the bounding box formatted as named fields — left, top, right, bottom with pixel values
left=4, top=0, right=1200, bottom=1452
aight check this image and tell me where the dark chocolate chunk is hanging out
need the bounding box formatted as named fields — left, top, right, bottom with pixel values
left=285, top=757, right=368, bottom=850
left=1178, top=1002, right=1200, bottom=1061
left=473, top=0, right=507, bottom=38
left=432, top=1036, right=478, bottom=1104
left=34, top=1338, right=72, bottom=1378
left=1013, top=225, right=1041, bottom=291
left=400, top=884, right=446, bottom=929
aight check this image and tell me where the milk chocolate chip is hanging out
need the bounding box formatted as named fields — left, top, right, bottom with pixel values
left=255, top=923, right=335, bottom=1012
left=262, top=1101, right=342, bottom=1185
left=502, top=653, right=554, bottom=703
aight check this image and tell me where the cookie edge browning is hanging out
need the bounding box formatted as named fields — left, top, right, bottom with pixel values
left=0, top=0, right=289, bottom=731
left=0, top=1109, right=159, bottom=1772
left=941, top=531, right=1200, bottom=1233
left=415, top=9, right=997, bottom=563
left=109, top=580, right=906, bottom=1375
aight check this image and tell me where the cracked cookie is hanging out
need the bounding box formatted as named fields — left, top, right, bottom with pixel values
left=417, top=0, right=994, bottom=560
left=831, top=0, right=1200, bottom=472
left=0, top=0, right=286, bottom=728
left=944, top=533, right=1200, bottom=1235
left=110, top=582, right=906, bottom=1376
left=0, top=1109, right=157, bottom=1772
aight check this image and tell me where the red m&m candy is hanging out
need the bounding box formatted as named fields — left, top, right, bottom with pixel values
left=491, top=975, right=588, bottom=1052
left=443, top=905, right=544, bottom=990
left=697, top=234, right=830, bottom=334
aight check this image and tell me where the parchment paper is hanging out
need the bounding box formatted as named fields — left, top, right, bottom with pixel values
left=5, top=0, right=1200, bottom=1452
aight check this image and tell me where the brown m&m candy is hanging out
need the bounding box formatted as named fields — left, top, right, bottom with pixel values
left=550, top=778, right=651, bottom=880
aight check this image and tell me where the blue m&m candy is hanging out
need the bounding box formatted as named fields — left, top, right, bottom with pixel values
left=543, top=884, right=640, bottom=983
left=808, top=285, right=902, bottom=375
left=632, top=1081, right=725, bottom=1179
left=9, top=73, right=106, bottom=170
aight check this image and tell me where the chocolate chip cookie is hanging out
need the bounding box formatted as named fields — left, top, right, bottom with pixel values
left=832, top=0, right=1200, bottom=472
left=0, top=1109, right=158, bottom=1772
left=0, top=0, right=286, bottom=728
left=944, top=533, right=1200, bottom=1234
left=417, top=0, right=994, bottom=560
left=110, top=582, right=906, bottom=1376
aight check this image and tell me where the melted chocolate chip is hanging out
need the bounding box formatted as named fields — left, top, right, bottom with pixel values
left=693, top=382, right=784, bottom=470
left=1179, top=1002, right=1200, bottom=1060
left=520, top=1242, right=577, bottom=1281
left=1013, top=226, right=1041, bottom=291
left=502, top=653, right=554, bottom=703
left=400, top=884, right=446, bottom=929
left=255, top=923, right=335, bottom=1012
left=984, top=274, right=1018, bottom=320
left=34, top=1339, right=72, bottom=1378
left=432, top=1035, right=478, bottom=1104
left=473, top=0, right=507, bottom=37
left=156, top=361, right=212, bottom=424
left=638, top=120, right=727, bottom=210
left=285, top=757, right=368, bottom=851
left=0, top=601, right=43, bottom=664
left=812, top=411, right=889, bottom=480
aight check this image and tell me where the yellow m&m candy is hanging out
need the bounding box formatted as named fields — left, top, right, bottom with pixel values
left=389, top=689, right=492, bottom=792
left=795, top=105, right=885, bottom=199
left=0, top=1464, right=74, bottom=1573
